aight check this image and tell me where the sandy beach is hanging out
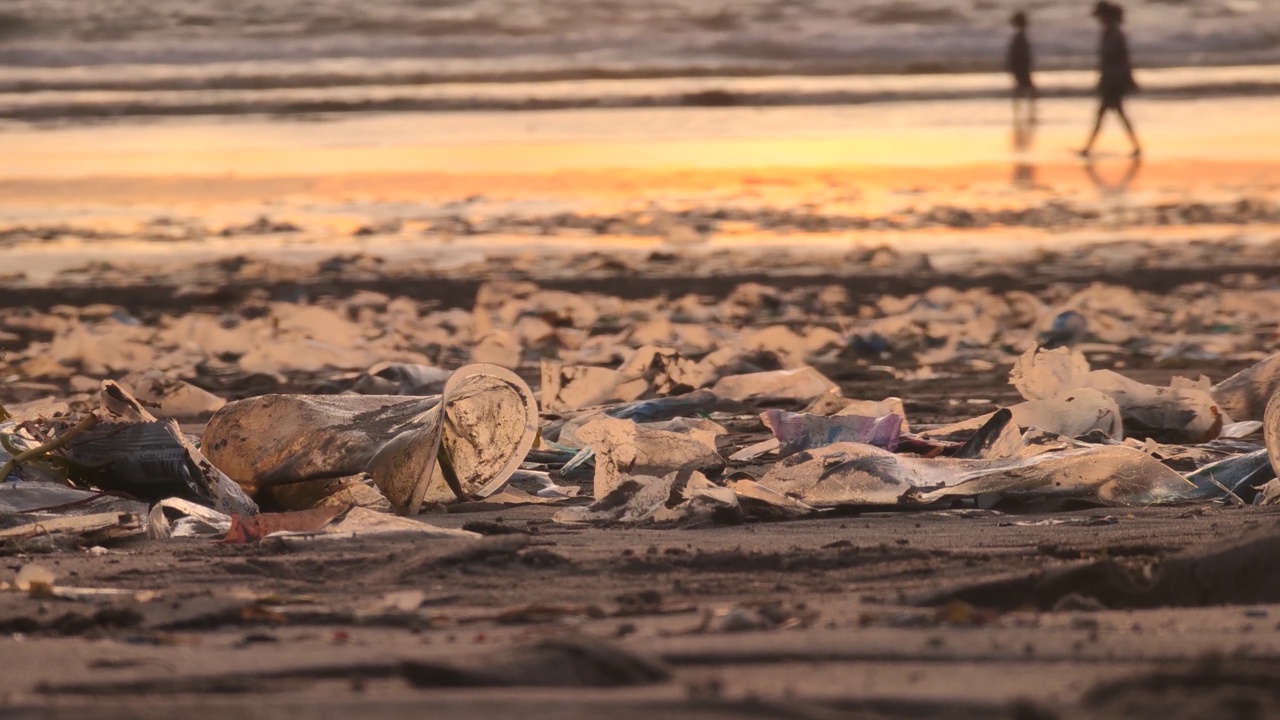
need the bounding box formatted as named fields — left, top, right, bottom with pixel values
left=5, top=1, right=1280, bottom=717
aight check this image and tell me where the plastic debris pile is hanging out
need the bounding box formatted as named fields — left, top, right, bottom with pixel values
left=3, top=279, right=1280, bottom=545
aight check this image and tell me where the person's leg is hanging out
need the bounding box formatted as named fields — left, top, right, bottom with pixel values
left=1080, top=103, right=1106, bottom=156
left=1012, top=85, right=1030, bottom=123
left=1114, top=99, right=1142, bottom=157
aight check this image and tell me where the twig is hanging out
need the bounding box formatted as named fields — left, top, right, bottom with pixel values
left=0, top=413, right=99, bottom=481
left=1207, top=473, right=1246, bottom=508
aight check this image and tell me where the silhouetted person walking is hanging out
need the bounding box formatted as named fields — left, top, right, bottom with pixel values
left=1006, top=12, right=1037, bottom=123
left=1079, top=1, right=1141, bottom=157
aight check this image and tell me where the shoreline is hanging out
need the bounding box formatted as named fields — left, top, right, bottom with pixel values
left=4, top=65, right=1279, bottom=123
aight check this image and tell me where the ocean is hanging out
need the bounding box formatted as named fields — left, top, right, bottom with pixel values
left=0, top=0, right=1277, bottom=122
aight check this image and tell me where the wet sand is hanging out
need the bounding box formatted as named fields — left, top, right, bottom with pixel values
left=2, top=95, right=1279, bottom=286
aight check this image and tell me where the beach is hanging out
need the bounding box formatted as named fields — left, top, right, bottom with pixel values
left=4, top=2, right=1280, bottom=717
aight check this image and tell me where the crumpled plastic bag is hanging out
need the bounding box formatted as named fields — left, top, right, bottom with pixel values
left=573, top=416, right=725, bottom=500
left=1011, top=347, right=1221, bottom=443
left=541, top=346, right=702, bottom=412
left=923, top=388, right=1123, bottom=442
left=761, top=410, right=903, bottom=457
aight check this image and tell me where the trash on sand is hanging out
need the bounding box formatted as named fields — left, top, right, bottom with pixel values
left=1220, top=421, right=1264, bottom=439
left=951, top=408, right=1023, bottom=460
left=540, top=346, right=706, bottom=412
left=553, top=469, right=741, bottom=526
left=0, top=481, right=145, bottom=517
left=148, top=501, right=478, bottom=543
left=14, top=563, right=56, bottom=594
left=258, top=474, right=393, bottom=513
left=203, top=364, right=538, bottom=515
left=352, top=362, right=452, bottom=396
left=572, top=416, right=724, bottom=500
left=0, top=482, right=147, bottom=548
left=710, top=367, right=840, bottom=405
left=725, top=476, right=817, bottom=518
left=0, top=511, right=144, bottom=543
left=690, top=601, right=820, bottom=633
left=10, top=562, right=157, bottom=602
left=222, top=505, right=349, bottom=544
left=1011, top=347, right=1222, bottom=442
left=1181, top=449, right=1274, bottom=504
left=758, top=442, right=1195, bottom=509
left=59, top=382, right=258, bottom=515
left=922, top=388, right=1123, bottom=443
left=147, top=498, right=234, bottom=539
left=548, top=392, right=726, bottom=455
left=728, top=438, right=781, bottom=462
left=118, top=368, right=226, bottom=418
left=1260, top=390, right=1280, bottom=504
left=1213, top=351, right=1280, bottom=422
left=762, top=409, right=903, bottom=456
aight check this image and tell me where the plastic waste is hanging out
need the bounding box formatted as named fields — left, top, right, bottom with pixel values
left=952, top=408, right=1023, bottom=460
left=1011, top=347, right=1221, bottom=443
left=541, top=347, right=702, bottom=413
left=60, top=382, right=258, bottom=516
left=923, top=388, right=1123, bottom=442
left=260, top=474, right=393, bottom=513
left=553, top=470, right=741, bottom=526
left=147, top=497, right=235, bottom=539
left=1039, top=310, right=1088, bottom=349
left=758, top=442, right=1195, bottom=509
left=352, top=362, right=452, bottom=396
left=710, top=367, right=839, bottom=405
left=553, top=471, right=685, bottom=525
left=1, top=421, right=64, bottom=484
left=547, top=390, right=722, bottom=448
left=1181, top=449, right=1275, bottom=504
left=0, top=510, right=144, bottom=544
left=761, top=410, right=902, bottom=457
left=0, top=481, right=147, bottom=517
left=573, top=416, right=725, bottom=500
left=1265, top=389, right=1280, bottom=498
left=203, top=364, right=538, bottom=515
left=1212, top=351, right=1280, bottom=422
left=118, top=368, right=226, bottom=418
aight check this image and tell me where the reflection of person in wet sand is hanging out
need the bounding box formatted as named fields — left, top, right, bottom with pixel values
left=1084, top=155, right=1142, bottom=196
left=1012, top=111, right=1037, bottom=189
left=1006, top=12, right=1037, bottom=123
left=1079, top=1, right=1141, bottom=158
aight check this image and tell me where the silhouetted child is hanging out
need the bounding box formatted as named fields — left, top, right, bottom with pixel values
left=1006, top=12, right=1037, bottom=122
left=1080, top=1, right=1141, bottom=157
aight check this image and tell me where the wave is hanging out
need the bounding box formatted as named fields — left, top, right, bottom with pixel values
left=1, top=66, right=1278, bottom=122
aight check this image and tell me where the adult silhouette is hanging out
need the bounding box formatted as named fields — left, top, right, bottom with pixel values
left=1006, top=12, right=1037, bottom=123
left=1079, top=1, right=1141, bottom=157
